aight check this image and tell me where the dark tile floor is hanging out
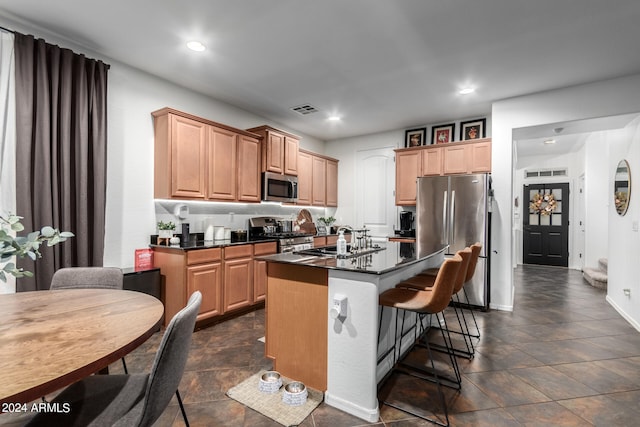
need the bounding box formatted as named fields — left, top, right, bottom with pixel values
left=3, top=265, right=640, bottom=426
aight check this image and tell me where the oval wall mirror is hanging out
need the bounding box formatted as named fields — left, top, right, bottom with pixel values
left=614, top=159, right=631, bottom=216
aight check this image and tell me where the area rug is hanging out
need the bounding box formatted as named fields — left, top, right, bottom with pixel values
left=226, top=370, right=323, bottom=426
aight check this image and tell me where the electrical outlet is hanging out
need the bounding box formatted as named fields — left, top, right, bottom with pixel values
left=632, top=221, right=639, bottom=232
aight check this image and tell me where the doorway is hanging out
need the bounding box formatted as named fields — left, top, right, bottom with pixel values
left=355, top=147, right=396, bottom=239
left=523, top=182, right=570, bottom=267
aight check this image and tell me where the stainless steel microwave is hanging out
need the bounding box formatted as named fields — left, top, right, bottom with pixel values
left=262, top=171, right=298, bottom=203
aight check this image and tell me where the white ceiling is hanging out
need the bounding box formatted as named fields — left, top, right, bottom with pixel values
left=2, top=0, right=640, bottom=141
left=514, top=113, right=640, bottom=160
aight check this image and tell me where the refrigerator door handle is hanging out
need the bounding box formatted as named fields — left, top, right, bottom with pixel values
left=450, top=190, right=456, bottom=243
left=443, top=190, right=448, bottom=242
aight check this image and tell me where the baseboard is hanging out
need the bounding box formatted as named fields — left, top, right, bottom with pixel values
left=606, top=295, right=640, bottom=332
left=324, top=391, right=379, bottom=423
left=489, top=303, right=513, bottom=311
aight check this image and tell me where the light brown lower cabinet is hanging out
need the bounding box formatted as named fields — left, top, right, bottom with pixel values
left=223, top=245, right=253, bottom=312
left=187, top=261, right=223, bottom=321
left=253, top=242, right=277, bottom=302
left=154, top=243, right=267, bottom=327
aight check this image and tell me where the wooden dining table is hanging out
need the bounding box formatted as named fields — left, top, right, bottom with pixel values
left=0, top=289, right=164, bottom=405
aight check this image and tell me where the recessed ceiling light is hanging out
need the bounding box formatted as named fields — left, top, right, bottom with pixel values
left=459, top=87, right=475, bottom=95
left=327, top=116, right=341, bottom=122
left=187, top=41, right=206, bottom=52
left=543, top=139, right=556, bottom=145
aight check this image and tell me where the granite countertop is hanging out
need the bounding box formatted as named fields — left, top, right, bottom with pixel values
left=150, top=238, right=276, bottom=251
left=257, top=242, right=446, bottom=275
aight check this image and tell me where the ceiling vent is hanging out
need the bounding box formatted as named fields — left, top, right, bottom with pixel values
left=525, top=168, right=568, bottom=178
left=291, top=104, right=319, bottom=115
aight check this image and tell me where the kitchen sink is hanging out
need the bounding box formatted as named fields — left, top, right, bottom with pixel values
left=295, top=244, right=385, bottom=259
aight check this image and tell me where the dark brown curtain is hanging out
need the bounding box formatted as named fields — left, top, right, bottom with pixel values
left=14, top=32, right=109, bottom=291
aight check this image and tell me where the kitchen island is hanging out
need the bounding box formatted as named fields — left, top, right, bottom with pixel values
left=260, top=241, right=446, bottom=422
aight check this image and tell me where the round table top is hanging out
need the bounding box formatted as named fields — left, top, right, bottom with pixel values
left=0, top=289, right=164, bottom=405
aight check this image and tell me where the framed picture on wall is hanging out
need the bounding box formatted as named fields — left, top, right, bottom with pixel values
left=460, top=118, right=486, bottom=141
left=405, top=127, right=426, bottom=147
left=431, top=123, right=456, bottom=144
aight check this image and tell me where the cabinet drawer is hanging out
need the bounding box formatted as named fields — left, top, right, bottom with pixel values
left=253, top=241, right=278, bottom=256
left=186, top=248, right=222, bottom=265
left=224, top=244, right=253, bottom=260
left=314, top=236, right=327, bottom=247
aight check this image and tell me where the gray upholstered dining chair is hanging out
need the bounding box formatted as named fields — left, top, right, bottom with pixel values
left=50, top=266, right=123, bottom=290
left=27, top=291, right=202, bottom=427
left=50, top=267, right=129, bottom=373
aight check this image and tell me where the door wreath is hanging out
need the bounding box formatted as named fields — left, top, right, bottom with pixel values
left=530, top=192, right=557, bottom=215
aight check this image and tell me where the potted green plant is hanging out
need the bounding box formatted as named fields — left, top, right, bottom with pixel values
left=0, top=213, right=74, bottom=282
left=317, top=216, right=337, bottom=234
left=157, top=220, right=176, bottom=239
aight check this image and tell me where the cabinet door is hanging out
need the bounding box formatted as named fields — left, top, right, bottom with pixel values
left=187, top=262, right=223, bottom=320
left=326, top=159, right=338, bottom=207
left=253, top=242, right=277, bottom=303
left=395, top=150, right=421, bottom=205
left=237, top=135, right=261, bottom=202
left=297, top=151, right=313, bottom=205
left=284, top=136, right=299, bottom=176
left=264, top=131, right=284, bottom=174
left=312, top=156, right=327, bottom=206
left=224, top=258, right=253, bottom=312
left=469, top=140, right=492, bottom=173
left=208, top=126, right=237, bottom=200
left=422, top=147, right=442, bottom=176
left=171, top=114, right=207, bottom=198
left=442, top=145, right=468, bottom=175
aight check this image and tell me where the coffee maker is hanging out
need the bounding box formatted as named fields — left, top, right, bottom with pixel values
left=396, top=211, right=415, bottom=237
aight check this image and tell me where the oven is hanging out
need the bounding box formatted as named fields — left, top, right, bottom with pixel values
left=249, top=216, right=314, bottom=253
left=277, top=235, right=314, bottom=253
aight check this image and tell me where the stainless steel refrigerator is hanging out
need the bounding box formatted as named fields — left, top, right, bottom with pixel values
left=416, top=174, right=490, bottom=309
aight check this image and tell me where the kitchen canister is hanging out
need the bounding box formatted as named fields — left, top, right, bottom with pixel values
left=204, top=218, right=214, bottom=242
left=214, top=226, right=225, bottom=241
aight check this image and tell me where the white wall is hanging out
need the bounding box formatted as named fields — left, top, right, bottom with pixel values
left=492, top=73, right=640, bottom=328
left=606, top=118, right=640, bottom=330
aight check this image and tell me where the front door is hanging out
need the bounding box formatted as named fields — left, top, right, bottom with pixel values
left=523, top=183, right=569, bottom=267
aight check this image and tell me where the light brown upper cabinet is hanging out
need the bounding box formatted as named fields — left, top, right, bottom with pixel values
left=236, top=134, right=261, bottom=202
left=396, top=138, right=491, bottom=205
left=153, top=108, right=261, bottom=203
left=312, top=156, right=327, bottom=206
left=207, top=126, right=237, bottom=200
left=395, top=149, right=421, bottom=205
left=154, top=113, right=207, bottom=199
left=326, top=159, right=338, bottom=207
left=297, top=149, right=339, bottom=207
left=247, top=125, right=299, bottom=176
left=297, top=150, right=313, bottom=205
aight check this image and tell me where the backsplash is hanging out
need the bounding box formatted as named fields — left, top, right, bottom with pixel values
left=154, top=200, right=330, bottom=234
